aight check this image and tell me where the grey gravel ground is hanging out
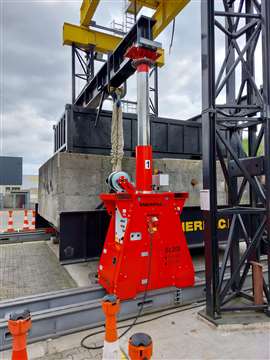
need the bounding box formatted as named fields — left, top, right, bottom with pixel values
left=35, top=347, right=102, bottom=360
left=11, top=306, right=269, bottom=360
left=0, top=242, right=77, bottom=300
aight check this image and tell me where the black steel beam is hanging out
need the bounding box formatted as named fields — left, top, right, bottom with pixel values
left=71, top=45, right=76, bottom=104
left=201, top=0, right=219, bottom=319
left=74, top=16, right=155, bottom=109
left=261, top=0, right=270, bottom=294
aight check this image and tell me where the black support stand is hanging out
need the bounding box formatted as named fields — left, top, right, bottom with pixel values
left=201, top=0, right=270, bottom=320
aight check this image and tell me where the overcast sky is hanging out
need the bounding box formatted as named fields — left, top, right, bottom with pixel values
left=1, top=0, right=201, bottom=174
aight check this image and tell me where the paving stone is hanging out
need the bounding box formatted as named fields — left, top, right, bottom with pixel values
left=0, top=242, right=77, bottom=300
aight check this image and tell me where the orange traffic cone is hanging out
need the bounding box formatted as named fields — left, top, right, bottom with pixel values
left=8, top=309, right=32, bottom=360
left=7, top=210, right=15, bottom=232
left=128, top=333, right=153, bottom=360
left=102, top=294, right=121, bottom=360
left=23, top=210, right=30, bottom=231
left=31, top=210, right=36, bottom=230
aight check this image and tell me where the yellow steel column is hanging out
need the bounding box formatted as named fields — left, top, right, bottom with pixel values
left=80, top=0, right=100, bottom=27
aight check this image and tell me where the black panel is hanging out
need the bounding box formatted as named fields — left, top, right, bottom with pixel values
left=184, top=126, right=200, bottom=154
left=58, top=207, right=248, bottom=264
left=35, top=204, right=53, bottom=229
left=59, top=210, right=110, bottom=263
left=168, top=124, right=184, bottom=153
left=0, top=157, right=22, bottom=186
left=151, top=121, right=168, bottom=152
left=54, top=105, right=203, bottom=159
left=89, top=116, right=111, bottom=148
left=131, top=117, right=138, bottom=150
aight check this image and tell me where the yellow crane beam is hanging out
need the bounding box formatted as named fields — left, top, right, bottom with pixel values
left=80, top=0, right=100, bottom=27
left=152, top=0, right=190, bottom=39
left=64, top=0, right=190, bottom=66
left=63, top=22, right=165, bottom=66
left=126, top=0, right=159, bottom=14
left=126, top=0, right=190, bottom=39
left=63, top=22, right=121, bottom=53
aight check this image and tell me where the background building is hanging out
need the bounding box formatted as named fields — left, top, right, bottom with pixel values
left=22, top=175, right=39, bottom=208
left=0, top=156, right=33, bottom=209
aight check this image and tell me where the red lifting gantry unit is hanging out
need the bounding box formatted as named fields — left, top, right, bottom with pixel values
left=98, top=40, right=195, bottom=300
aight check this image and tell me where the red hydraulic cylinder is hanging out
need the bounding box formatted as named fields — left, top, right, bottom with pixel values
left=136, top=145, right=153, bottom=192
left=137, top=63, right=150, bottom=73
left=98, top=43, right=195, bottom=301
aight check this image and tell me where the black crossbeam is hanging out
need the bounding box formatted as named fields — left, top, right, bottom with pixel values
left=74, top=16, right=155, bottom=109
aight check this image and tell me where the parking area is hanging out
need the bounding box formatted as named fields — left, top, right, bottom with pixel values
left=0, top=241, right=77, bottom=300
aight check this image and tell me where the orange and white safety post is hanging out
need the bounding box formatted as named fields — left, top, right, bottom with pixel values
left=102, top=294, right=121, bottom=360
left=7, top=210, right=15, bottom=232
left=128, top=333, right=153, bottom=360
left=31, top=210, right=36, bottom=230
left=23, top=210, right=30, bottom=231
left=0, top=211, right=3, bottom=233
left=8, top=309, right=32, bottom=360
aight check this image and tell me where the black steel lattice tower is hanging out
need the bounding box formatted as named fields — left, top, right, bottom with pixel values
left=201, top=0, right=270, bottom=319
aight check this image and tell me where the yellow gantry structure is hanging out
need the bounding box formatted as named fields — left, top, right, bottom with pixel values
left=63, top=22, right=122, bottom=53
left=63, top=22, right=165, bottom=66
left=80, top=0, right=100, bottom=27
left=126, top=0, right=190, bottom=39
left=63, top=0, right=190, bottom=65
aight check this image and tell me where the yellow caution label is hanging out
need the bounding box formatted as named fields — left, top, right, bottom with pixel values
left=182, top=218, right=229, bottom=232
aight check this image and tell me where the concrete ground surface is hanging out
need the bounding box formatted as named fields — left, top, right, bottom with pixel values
left=0, top=239, right=247, bottom=301
left=0, top=241, right=269, bottom=359
left=1, top=305, right=269, bottom=360
left=0, top=242, right=76, bottom=300
left=48, top=241, right=99, bottom=287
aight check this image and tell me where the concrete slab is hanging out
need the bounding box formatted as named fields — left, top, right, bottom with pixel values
left=199, top=306, right=270, bottom=330
left=39, top=153, right=233, bottom=229
left=2, top=305, right=269, bottom=359
left=48, top=240, right=99, bottom=287
left=118, top=306, right=270, bottom=360
left=0, top=242, right=77, bottom=300
left=63, top=261, right=98, bottom=287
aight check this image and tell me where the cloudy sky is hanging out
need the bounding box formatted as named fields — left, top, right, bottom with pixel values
left=1, top=0, right=201, bottom=174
